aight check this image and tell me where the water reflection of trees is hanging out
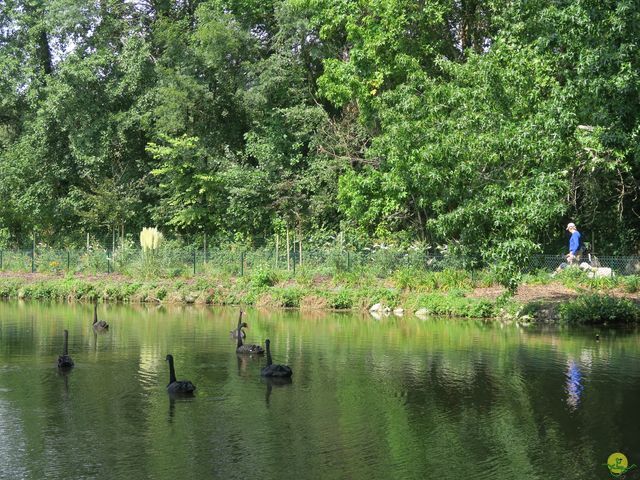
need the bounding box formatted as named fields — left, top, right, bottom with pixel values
left=1, top=303, right=640, bottom=478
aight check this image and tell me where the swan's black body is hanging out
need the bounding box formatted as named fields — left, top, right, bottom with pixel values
left=92, top=301, right=109, bottom=331
left=235, top=311, right=264, bottom=355
left=260, top=339, right=292, bottom=378
left=166, top=354, right=196, bottom=394
left=57, top=330, right=74, bottom=369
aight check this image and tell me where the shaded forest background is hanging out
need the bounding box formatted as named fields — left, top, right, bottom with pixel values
left=1, top=0, right=640, bottom=267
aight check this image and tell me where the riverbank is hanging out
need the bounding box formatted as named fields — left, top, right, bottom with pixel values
left=3, top=270, right=638, bottom=323
left=4, top=268, right=640, bottom=324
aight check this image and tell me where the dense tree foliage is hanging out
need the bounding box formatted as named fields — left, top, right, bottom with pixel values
left=1, top=0, right=640, bottom=267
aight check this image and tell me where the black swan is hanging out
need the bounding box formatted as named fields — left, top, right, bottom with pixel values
left=260, top=339, right=292, bottom=377
left=165, top=354, right=196, bottom=394
left=235, top=311, right=264, bottom=355
left=57, top=330, right=74, bottom=369
left=230, top=321, right=248, bottom=339
left=92, top=301, right=109, bottom=331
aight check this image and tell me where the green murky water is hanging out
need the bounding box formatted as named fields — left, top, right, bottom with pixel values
left=0, top=301, right=639, bottom=480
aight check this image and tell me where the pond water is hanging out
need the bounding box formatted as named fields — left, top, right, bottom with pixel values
left=0, top=301, right=639, bottom=480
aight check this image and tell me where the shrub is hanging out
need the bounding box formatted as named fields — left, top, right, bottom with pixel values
left=558, top=295, right=640, bottom=325
left=355, top=286, right=401, bottom=308
left=273, top=287, right=304, bottom=307
left=467, top=300, right=495, bottom=318
left=435, top=269, right=474, bottom=290
left=520, top=269, right=552, bottom=285
left=621, top=276, right=640, bottom=293
left=331, top=267, right=373, bottom=287
left=586, top=276, right=617, bottom=291
left=69, top=280, right=96, bottom=299
left=393, top=267, right=424, bottom=290
left=473, top=270, right=500, bottom=288
left=329, top=289, right=353, bottom=309
left=555, top=266, right=589, bottom=289
left=251, top=267, right=280, bottom=289
left=0, top=280, right=21, bottom=298
left=410, top=293, right=494, bottom=318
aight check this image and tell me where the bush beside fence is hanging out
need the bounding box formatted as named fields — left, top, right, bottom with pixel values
left=1, top=247, right=639, bottom=278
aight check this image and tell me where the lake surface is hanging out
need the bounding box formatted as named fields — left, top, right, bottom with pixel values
left=0, top=301, right=639, bottom=480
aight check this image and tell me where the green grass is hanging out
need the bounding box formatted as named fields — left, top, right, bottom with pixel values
left=2, top=264, right=635, bottom=322
left=0, top=273, right=501, bottom=318
left=406, top=292, right=496, bottom=318
left=558, top=294, right=640, bottom=325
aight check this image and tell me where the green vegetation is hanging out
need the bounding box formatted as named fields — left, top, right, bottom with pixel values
left=3, top=263, right=640, bottom=322
left=2, top=0, right=640, bottom=293
left=0, top=267, right=500, bottom=318
left=559, top=295, right=640, bottom=325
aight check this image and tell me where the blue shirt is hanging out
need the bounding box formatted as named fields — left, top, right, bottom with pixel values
left=569, top=231, right=582, bottom=255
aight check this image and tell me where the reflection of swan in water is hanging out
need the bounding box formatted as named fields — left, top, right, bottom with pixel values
left=236, top=353, right=260, bottom=376
left=167, top=391, right=196, bottom=422
left=263, top=376, right=292, bottom=406
left=168, top=396, right=176, bottom=421
left=260, top=339, right=292, bottom=378
left=165, top=354, right=196, bottom=395
left=57, top=366, right=71, bottom=399
left=235, top=311, right=264, bottom=355
left=565, top=359, right=583, bottom=411
left=57, top=330, right=74, bottom=369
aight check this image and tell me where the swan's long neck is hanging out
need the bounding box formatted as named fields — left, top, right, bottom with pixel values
left=236, top=313, right=244, bottom=349
left=63, top=330, right=69, bottom=356
left=168, top=356, right=177, bottom=384
left=93, top=302, right=98, bottom=325
left=266, top=341, right=273, bottom=366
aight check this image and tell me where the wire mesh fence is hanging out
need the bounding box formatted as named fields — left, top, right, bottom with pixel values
left=0, top=247, right=639, bottom=278
left=524, top=254, right=640, bottom=276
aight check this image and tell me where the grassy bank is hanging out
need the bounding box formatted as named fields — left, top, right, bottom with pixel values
left=0, top=268, right=502, bottom=319
left=1, top=266, right=639, bottom=323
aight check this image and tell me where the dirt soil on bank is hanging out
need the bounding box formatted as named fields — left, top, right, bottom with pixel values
left=468, top=283, right=640, bottom=304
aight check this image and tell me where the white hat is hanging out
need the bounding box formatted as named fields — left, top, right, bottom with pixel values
left=566, top=222, right=576, bottom=230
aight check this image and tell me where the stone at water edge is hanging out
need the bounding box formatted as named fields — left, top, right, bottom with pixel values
left=369, top=303, right=383, bottom=313
left=415, top=308, right=428, bottom=318
left=393, top=308, right=404, bottom=316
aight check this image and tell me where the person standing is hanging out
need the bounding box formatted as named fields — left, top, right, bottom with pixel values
left=566, top=222, right=583, bottom=264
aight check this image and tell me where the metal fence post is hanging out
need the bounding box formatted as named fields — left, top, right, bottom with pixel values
left=347, top=251, right=350, bottom=270
left=240, top=251, right=244, bottom=276
left=107, top=252, right=110, bottom=274
left=193, top=250, right=196, bottom=275
left=67, top=251, right=70, bottom=271
left=31, top=248, right=35, bottom=273
left=0, top=250, right=2, bottom=270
